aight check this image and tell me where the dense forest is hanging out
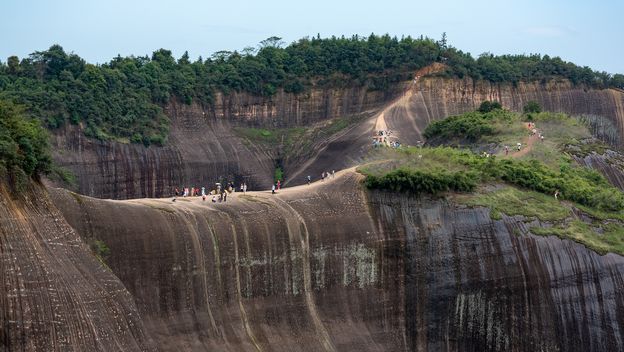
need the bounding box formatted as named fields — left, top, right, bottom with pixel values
left=0, top=34, right=622, bottom=145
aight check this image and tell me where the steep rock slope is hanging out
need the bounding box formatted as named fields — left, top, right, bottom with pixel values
left=50, top=85, right=400, bottom=199
left=50, top=171, right=624, bottom=351
left=0, top=183, right=154, bottom=351
left=50, top=78, right=624, bottom=198
left=284, top=79, right=624, bottom=185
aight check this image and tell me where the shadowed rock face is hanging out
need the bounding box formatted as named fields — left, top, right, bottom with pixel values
left=0, top=184, right=154, bottom=351
left=49, top=86, right=402, bottom=200
left=50, top=79, right=624, bottom=199
left=283, top=79, right=624, bottom=186
left=49, top=172, right=624, bottom=351
left=574, top=151, right=624, bottom=190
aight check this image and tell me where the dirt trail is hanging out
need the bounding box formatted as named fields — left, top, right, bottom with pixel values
left=134, top=167, right=361, bottom=208
left=509, top=123, right=539, bottom=158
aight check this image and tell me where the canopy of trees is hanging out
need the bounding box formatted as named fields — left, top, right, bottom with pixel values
left=0, top=35, right=621, bottom=145
left=0, top=99, right=51, bottom=186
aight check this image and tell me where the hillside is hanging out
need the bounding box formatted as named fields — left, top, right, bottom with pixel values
left=2, top=38, right=624, bottom=352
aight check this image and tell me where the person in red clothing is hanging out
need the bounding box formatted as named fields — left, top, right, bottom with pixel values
left=277, top=179, right=281, bottom=190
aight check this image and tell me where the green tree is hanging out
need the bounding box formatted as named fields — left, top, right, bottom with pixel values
left=478, top=100, right=502, bottom=113
left=523, top=101, right=542, bottom=114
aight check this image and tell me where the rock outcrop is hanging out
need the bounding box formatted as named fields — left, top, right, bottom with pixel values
left=49, top=78, right=624, bottom=199
left=49, top=171, right=624, bottom=351
left=0, top=183, right=154, bottom=351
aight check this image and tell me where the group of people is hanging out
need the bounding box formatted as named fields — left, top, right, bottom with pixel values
left=528, top=122, right=545, bottom=142
left=372, top=130, right=399, bottom=148
left=305, top=170, right=336, bottom=185
left=173, top=181, right=248, bottom=203
left=320, top=170, right=335, bottom=181
left=271, top=179, right=281, bottom=194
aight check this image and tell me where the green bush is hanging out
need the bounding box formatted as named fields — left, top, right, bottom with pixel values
left=478, top=100, right=502, bottom=113
left=365, top=168, right=478, bottom=195
left=423, top=109, right=513, bottom=142
left=523, top=101, right=542, bottom=114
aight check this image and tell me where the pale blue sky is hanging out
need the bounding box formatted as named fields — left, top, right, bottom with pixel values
left=1, top=0, right=622, bottom=73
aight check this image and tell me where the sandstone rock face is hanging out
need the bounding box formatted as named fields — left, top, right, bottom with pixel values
left=0, top=184, right=154, bottom=351
left=50, top=172, right=624, bottom=351
left=385, top=78, right=624, bottom=146
left=50, top=85, right=401, bottom=200
left=211, top=85, right=403, bottom=127
left=50, top=80, right=624, bottom=200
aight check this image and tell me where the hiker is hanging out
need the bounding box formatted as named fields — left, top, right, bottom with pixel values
left=517, top=142, right=522, bottom=151
left=201, top=187, right=206, bottom=196
left=307, top=175, right=311, bottom=185
left=554, top=189, right=559, bottom=200
left=321, top=172, right=325, bottom=181
left=277, top=179, right=281, bottom=190
left=272, top=184, right=276, bottom=194
left=504, top=145, right=509, bottom=155
left=243, top=183, right=247, bottom=193
left=175, top=188, right=180, bottom=196
left=332, top=170, right=335, bottom=178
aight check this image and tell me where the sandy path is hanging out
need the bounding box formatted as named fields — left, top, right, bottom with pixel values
left=133, top=167, right=361, bottom=208
left=509, top=123, right=539, bottom=158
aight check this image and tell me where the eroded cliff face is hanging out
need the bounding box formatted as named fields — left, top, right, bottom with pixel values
left=211, top=84, right=403, bottom=127
left=50, top=85, right=401, bottom=200
left=0, top=183, right=154, bottom=351
left=50, top=79, right=624, bottom=199
left=384, top=78, right=624, bottom=146
left=50, top=172, right=624, bottom=351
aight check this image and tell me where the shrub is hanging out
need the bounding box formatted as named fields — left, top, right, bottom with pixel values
left=523, top=101, right=542, bottom=114
left=478, top=100, right=502, bottom=113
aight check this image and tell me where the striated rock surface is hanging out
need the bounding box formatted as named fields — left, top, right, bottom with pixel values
left=0, top=183, right=154, bottom=351
left=50, top=171, right=624, bottom=351
left=49, top=79, right=624, bottom=199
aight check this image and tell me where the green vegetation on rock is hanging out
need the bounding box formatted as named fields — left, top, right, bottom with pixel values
left=459, top=187, right=571, bottom=222
left=0, top=99, right=51, bottom=187
left=364, top=109, right=624, bottom=255
left=1, top=35, right=622, bottom=146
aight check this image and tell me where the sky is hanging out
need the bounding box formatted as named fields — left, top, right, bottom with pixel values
left=1, top=0, right=622, bottom=73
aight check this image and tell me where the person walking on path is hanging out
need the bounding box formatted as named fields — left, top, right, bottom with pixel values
left=272, top=184, right=276, bottom=194
left=277, top=179, right=281, bottom=190
left=240, top=183, right=244, bottom=193
left=504, top=145, right=509, bottom=156
left=332, top=170, right=335, bottom=178
left=243, top=183, right=247, bottom=193
left=307, top=175, right=311, bottom=185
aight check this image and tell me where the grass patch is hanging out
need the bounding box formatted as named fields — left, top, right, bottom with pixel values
left=458, top=187, right=571, bottom=222
left=147, top=204, right=175, bottom=214
left=531, top=221, right=624, bottom=256
left=90, top=239, right=111, bottom=263
left=363, top=146, right=624, bottom=212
